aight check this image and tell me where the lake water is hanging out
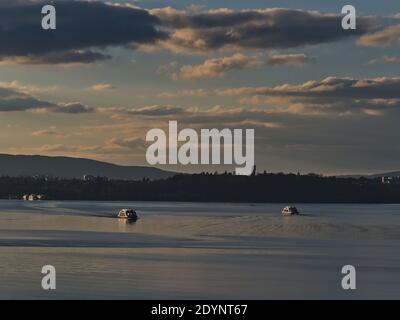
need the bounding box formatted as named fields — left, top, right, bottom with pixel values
left=0, top=200, right=399, bottom=299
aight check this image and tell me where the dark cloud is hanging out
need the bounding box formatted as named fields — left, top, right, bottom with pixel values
left=215, top=77, right=400, bottom=116
left=0, top=86, right=54, bottom=111
left=100, top=77, right=400, bottom=119
left=0, top=0, right=167, bottom=64
left=104, top=105, right=185, bottom=117
left=52, top=102, right=94, bottom=114
left=0, top=83, right=92, bottom=113
left=152, top=7, right=374, bottom=52
left=0, top=3, right=380, bottom=63
left=216, top=77, right=400, bottom=100
left=0, top=50, right=112, bottom=65
left=268, top=53, right=315, bottom=66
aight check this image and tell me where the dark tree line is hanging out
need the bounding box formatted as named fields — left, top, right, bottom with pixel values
left=0, top=173, right=399, bottom=203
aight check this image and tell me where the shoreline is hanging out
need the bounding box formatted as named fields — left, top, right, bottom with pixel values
left=3, top=198, right=400, bottom=205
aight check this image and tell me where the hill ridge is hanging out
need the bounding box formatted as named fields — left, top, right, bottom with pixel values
left=0, top=154, right=174, bottom=180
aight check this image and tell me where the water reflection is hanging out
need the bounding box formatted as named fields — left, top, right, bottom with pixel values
left=117, top=218, right=137, bottom=232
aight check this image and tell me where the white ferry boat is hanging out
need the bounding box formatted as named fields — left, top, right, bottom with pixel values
left=282, top=206, right=300, bottom=216
left=118, top=208, right=138, bottom=220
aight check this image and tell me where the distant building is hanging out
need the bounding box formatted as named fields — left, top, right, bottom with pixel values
left=23, top=194, right=45, bottom=201
left=382, top=176, right=391, bottom=184
left=32, top=175, right=49, bottom=181
left=381, top=176, right=400, bottom=184
left=83, top=174, right=95, bottom=181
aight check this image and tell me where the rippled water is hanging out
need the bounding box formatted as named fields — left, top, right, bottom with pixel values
left=0, top=200, right=399, bottom=299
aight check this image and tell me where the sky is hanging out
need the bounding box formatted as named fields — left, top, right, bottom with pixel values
left=1, top=0, right=400, bottom=175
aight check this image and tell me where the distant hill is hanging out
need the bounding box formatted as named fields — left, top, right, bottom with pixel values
left=0, top=154, right=175, bottom=180
left=338, top=171, right=400, bottom=179
left=368, top=171, right=400, bottom=178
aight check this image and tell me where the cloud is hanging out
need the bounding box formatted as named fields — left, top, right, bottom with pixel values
left=157, top=89, right=208, bottom=98
left=368, top=56, right=400, bottom=64
left=91, top=83, right=115, bottom=91
left=34, top=137, right=148, bottom=158
left=51, top=102, right=94, bottom=114
left=0, top=82, right=93, bottom=113
left=107, top=137, right=148, bottom=150
left=160, top=53, right=314, bottom=81
left=152, top=7, right=373, bottom=53
left=102, top=105, right=184, bottom=117
left=157, top=61, right=178, bottom=77
left=36, top=143, right=122, bottom=154
left=0, top=0, right=167, bottom=64
left=171, top=53, right=263, bottom=80
left=2, top=80, right=60, bottom=94
left=0, top=50, right=111, bottom=65
left=359, top=25, right=400, bottom=47
left=102, top=104, right=285, bottom=129
left=31, top=129, right=66, bottom=138
left=215, top=77, right=400, bottom=116
left=90, top=75, right=400, bottom=126
left=37, top=144, right=108, bottom=154
left=0, top=3, right=380, bottom=63
left=268, top=53, right=315, bottom=66
left=176, top=106, right=285, bottom=128
left=102, top=77, right=400, bottom=120
left=0, top=89, right=53, bottom=112
left=215, top=77, right=400, bottom=100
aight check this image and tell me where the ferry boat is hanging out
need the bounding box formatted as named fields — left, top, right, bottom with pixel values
left=282, top=206, right=300, bottom=216
left=118, top=208, right=138, bottom=220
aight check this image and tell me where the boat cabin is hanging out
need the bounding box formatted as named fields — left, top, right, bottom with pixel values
left=118, top=208, right=138, bottom=220
left=282, top=206, right=300, bottom=216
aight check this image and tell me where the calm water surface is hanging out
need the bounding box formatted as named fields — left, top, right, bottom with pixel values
left=0, top=200, right=399, bottom=299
